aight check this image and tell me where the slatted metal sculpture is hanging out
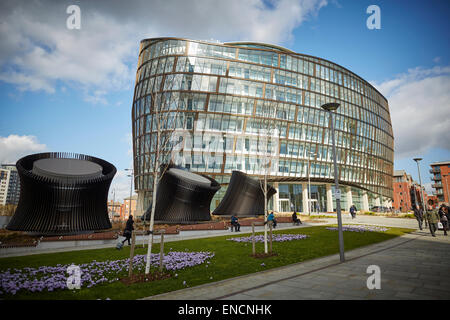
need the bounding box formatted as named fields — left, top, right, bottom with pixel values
left=213, top=170, right=277, bottom=217
left=142, top=167, right=221, bottom=224
left=7, top=152, right=116, bottom=235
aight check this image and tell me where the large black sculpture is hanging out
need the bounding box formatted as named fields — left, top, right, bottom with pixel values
left=142, top=167, right=221, bottom=224
left=7, top=152, right=116, bottom=235
left=213, top=171, right=277, bottom=217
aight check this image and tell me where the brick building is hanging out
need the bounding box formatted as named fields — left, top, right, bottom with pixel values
left=107, top=200, right=123, bottom=222
left=430, top=161, right=450, bottom=204
left=392, top=170, right=429, bottom=212
left=123, top=195, right=138, bottom=220
left=393, top=170, right=414, bottom=212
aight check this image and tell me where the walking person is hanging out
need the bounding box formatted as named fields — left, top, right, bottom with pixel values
left=438, top=205, right=448, bottom=236
left=423, top=205, right=428, bottom=228
left=413, top=205, right=423, bottom=230
left=122, top=215, right=134, bottom=245
left=446, top=204, right=450, bottom=226
left=350, top=204, right=357, bottom=219
left=424, top=209, right=440, bottom=237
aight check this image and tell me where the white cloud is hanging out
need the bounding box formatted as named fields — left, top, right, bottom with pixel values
left=0, top=135, right=47, bottom=164
left=0, top=0, right=327, bottom=101
left=424, top=182, right=433, bottom=195
left=372, top=66, right=450, bottom=160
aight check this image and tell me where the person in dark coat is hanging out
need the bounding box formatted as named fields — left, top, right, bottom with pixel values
left=122, top=215, right=134, bottom=245
left=413, top=205, right=423, bottom=230
left=292, top=211, right=302, bottom=225
left=230, top=214, right=240, bottom=232
left=424, top=209, right=440, bottom=237
left=350, top=205, right=357, bottom=219
left=438, top=205, right=448, bottom=236
left=446, top=205, right=450, bottom=225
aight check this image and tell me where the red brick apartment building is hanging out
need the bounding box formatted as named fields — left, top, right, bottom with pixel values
left=107, top=200, right=123, bottom=222
left=430, top=161, right=450, bottom=204
left=393, top=170, right=414, bottom=212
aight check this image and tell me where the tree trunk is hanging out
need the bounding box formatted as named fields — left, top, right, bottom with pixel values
left=145, top=162, right=159, bottom=274
left=264, top=174, right=268, bottom=254
left=252, top=222, right=256, bottom=256
left=269, top=222, right=273, bottom=254
left=159, top=231, right=165, bottom=272
left=128, top=231, right=136, bottom=278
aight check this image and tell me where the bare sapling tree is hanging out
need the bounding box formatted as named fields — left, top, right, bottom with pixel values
left=255, top=100, right=279, bottom=254
left=143, top=54, right=205, bottom=274
left=143, top=69, right=185, bottom=275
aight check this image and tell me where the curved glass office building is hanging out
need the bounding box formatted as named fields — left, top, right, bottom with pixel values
left=132, top=38, right=394, bottom=214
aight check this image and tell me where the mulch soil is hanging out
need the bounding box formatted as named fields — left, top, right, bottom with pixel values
left=120, top=271, right=172, bottom=285
left=250, top=252, right=278, bottom=259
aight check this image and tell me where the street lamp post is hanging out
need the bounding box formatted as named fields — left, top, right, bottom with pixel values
left=111, top=188, right=115, bottom=222
left=321, top=102, right=345, bottom=263
left=307, top=151, right=317, bottom=216
left=125, top=168, right=134, bottom=218
left=413, top=158, right=427, bottom=214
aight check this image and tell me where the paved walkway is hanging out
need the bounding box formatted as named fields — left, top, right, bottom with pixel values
left=143, top=217, right=450, bottom=300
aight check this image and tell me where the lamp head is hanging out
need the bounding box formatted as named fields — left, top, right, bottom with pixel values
left=320, top=102, right=340, bottom=111
left=413, top=158, right=422, bottom=162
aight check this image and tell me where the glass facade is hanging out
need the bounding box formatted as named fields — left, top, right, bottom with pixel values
left=132, top=38, right=394, bottom=213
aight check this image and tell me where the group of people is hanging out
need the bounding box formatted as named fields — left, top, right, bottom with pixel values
left=230, top=212, right=279, bottom=232
left=120, top=203, right=450, bottom=245
left=413, top=204, right=449, bottom=237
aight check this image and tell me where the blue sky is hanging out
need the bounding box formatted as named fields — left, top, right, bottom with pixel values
left=0, top=0, right=449, bottom=200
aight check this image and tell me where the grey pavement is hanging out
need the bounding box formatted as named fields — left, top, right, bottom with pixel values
left=142, top=216, right=450, bottom=300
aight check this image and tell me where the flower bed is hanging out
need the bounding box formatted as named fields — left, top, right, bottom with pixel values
left=227, top=234, right=309, bottom=243
left=326, top=225, right=389, bottom=233
left=0, top=251, right=214, bottom=295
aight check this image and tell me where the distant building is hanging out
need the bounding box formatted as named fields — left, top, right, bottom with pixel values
left=393, top=170, right=414, bottom=212
left=123, top=195, right=138, bottom=220
left=0, top=168, right=9, bottom=205
left=392, top=170, right=428, bottom=212
left=430, top=161, right=450, bottom=204
left=1, top=164, right=20, bottom=205
left=107, top=200, right=123, bottom=222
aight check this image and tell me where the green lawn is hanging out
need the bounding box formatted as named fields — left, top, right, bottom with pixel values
left=0, top=225, right=414, bottom=300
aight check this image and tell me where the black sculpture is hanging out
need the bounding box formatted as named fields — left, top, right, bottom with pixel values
left=7, top=152, right=116, bottom=235
left=142, top=167, right=221, bottom=224
left=213, top=171, right=276, bottom=217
